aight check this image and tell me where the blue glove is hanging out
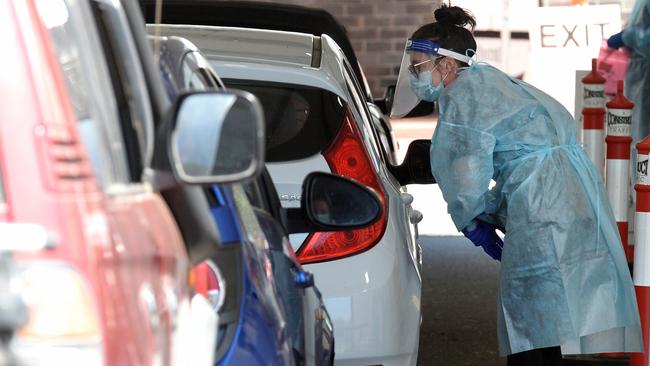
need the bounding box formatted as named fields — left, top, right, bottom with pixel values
left=607, top=31, right=625, bottom=49
left=462, top=221, right=503, bottom=261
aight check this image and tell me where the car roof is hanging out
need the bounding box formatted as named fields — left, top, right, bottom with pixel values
left=153, top=34, right=201, bottom=56
left=149, top=25, right=316, bottom=67
left=148, top=32, right=225, bottom=88
left=149, top=25, right=350, bottom=99
left=139, top=0, right=363, bottom=83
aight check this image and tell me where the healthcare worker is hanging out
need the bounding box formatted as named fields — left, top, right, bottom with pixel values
left=391, top=5, right=643, bottom=366
left=608, top=0, right=650, bottom=175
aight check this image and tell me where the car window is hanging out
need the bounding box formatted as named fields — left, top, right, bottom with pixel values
left=242, top=181, right=267, bottom=211
left=181, top=51, right=220, bottom=90
left=156, top=40, right=180, bottom=101
left=203, top=67, right=225, bottom=89
left=368, top=104, right=398, bottom=165
left=88, top=0, right=156, bottom=182
left=223, top=79, right=346, bottom=162
left=358, top=62, right=374, bottom=101
left=182, top=59, right=209, bottom=91
left=341, top=60, right=387, bottom=165
left=36, top=0, right=130, bottom=188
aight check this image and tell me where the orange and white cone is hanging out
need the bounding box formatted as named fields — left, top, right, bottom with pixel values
left=606, top=80, right=635, bottom=261
left=582, top=58, right=607, bottom=178
left=632, top=135, right=650, bottom=366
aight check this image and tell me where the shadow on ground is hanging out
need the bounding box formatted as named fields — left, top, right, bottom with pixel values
left=418, top=235, right=505, bottom=366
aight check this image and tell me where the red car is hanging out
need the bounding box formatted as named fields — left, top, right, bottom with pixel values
left=0, top=0, right=262, bottom=365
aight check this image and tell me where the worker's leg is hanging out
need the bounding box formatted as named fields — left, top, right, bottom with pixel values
left=507, top=346, right=562, bottom=366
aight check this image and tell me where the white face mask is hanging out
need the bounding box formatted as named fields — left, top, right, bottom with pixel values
left=409, top=64, right=449, bottom=102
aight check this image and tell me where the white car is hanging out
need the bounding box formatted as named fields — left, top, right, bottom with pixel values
left=153, top=24, right=427, bottom=366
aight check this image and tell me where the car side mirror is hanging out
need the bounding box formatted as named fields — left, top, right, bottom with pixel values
left=286, top=172, right=383, bottom=234
left=389, top=139, right=436, bottom=185
left=374, top=85, right=395, bottom=115
left=170, top=90, right=265, bottom=184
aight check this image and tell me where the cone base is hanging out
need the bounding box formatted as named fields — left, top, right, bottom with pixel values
left=631, top=286, right=650, bottom=366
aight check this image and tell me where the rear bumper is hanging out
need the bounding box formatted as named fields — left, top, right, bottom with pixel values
left=334, top=353, right=417, bottom=366
left=305, top=220, right=421, bottom=364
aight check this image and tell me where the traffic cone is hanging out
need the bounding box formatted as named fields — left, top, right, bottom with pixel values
left=631, top=135, right=650, bottom=366
left=582, top=58, right=607, bottom=178
left=606, top=80, right=635, bottom=261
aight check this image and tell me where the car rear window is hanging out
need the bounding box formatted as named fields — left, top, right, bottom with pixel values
left=223, top=79, right=346, bottom=162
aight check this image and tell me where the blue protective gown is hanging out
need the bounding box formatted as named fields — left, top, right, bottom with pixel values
left=430, top=64, right=642, bottom=356
left=624, top=0, right=650, bottom=153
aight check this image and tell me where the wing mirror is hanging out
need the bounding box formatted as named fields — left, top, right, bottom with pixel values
left=286, top=172, right=383, bottom=234
left=389, top=139, right=436, bottom=185
left=170, top=90, right=265, bottom=184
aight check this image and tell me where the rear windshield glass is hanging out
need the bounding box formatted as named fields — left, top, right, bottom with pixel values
left=223, top=79, right=346, bottom=162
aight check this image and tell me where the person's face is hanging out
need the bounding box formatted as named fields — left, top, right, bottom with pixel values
left=408, top=52, right=435, bottom=80
left=409, top=52, right=458, bottom=87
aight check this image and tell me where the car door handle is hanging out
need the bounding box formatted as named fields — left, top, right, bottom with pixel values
left=410, top=210, right=423, bottom=224
left=401, top=192, right=414, bottom=205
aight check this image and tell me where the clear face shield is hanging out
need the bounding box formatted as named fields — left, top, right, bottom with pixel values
left=390, top=38, right=473, bottom=118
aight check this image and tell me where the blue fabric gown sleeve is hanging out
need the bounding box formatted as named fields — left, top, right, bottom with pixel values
left=623, top=0, right=650, bottom=58
left=430, top=121, right=497, bottom=232
left=623, top=26, right=650, bottom=58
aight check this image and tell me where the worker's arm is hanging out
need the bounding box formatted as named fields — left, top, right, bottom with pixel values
left=430, top=121, right=497, bottom=232
left=623, top=25, right=650, bottom=58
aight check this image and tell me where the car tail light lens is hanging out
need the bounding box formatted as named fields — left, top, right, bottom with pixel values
left=14, top=263, right=104, bottom=365
left=297, top=110, right=388, bottom=264
left=192, top=260, right=225, bottom=313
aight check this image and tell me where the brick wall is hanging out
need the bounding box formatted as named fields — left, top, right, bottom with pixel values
left=249, top=0, right=442, bottom=98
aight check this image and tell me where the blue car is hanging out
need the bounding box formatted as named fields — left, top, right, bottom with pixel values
left=153, top=35, right=335, bottom=365
left=209, top=183, right=295, bottom=365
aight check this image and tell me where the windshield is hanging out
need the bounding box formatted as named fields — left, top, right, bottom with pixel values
left=223, top=79, right=346, bottom=162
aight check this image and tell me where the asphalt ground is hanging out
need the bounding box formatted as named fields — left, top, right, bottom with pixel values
left=417, top=235, right=505, bottom=366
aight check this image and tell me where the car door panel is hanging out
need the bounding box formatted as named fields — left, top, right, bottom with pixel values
left=254, top=210, right=306, bottom=362
left=247, top=170, right=334, bottom=366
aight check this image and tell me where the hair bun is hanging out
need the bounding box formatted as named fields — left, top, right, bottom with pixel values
left=434, top=4, right=476, bottom=30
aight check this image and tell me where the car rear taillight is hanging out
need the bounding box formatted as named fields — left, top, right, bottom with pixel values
left=14, top=262, right=104, bottom=366
left=192, top=260, right=225, bottom=313
left=297, top=110, right=388, bottom=264
left=173, top=264, right=219, bottom=366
